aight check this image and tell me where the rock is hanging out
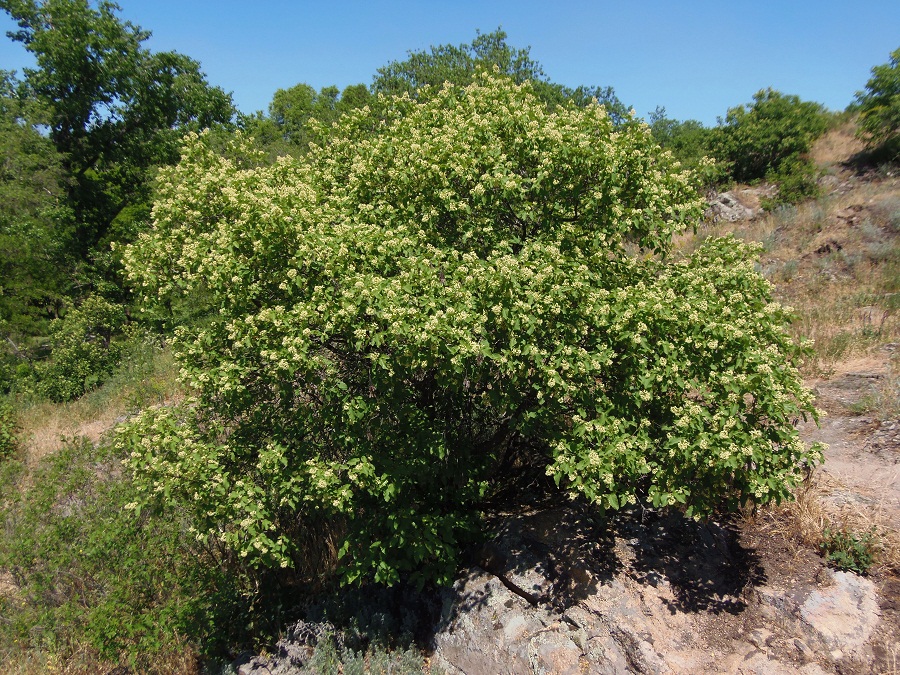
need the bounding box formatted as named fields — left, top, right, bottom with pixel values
left=793, top=637, right=816, bottom=662
left=818, top=174, right=843, bottom=193
left=748, top=627, right=773, bottom=649
left=431, top=570, right=539, bottom=675
left=237, top=499, right=893, bottom=675
left=527, top=630, right=583, bottom=674
left=834, top=204, right=864, bottom=225
left=706, top=191, right=758, bottom=222
left=735, top=651, right=830, bottom=675
left=799, top=569, right=881, bottom=658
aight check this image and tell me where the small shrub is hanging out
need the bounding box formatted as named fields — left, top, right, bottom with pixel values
left=299, top=637, right=436, bottom=675
left=714, top=88, right=830, bottom=184
left=855, top=47, right=900, bottom=161
left=820, top=526, right=877, bottom=575
left=763, top=154, right=822, bottom=207
left=36, top=295, right=126, bottom=402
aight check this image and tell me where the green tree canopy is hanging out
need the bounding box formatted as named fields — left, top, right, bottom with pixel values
left=648, top=107, right=723, bottom=188
left=373, top=29, right=630, bottom=123
left=0, top=71, right=73, bottom=358
left=121, top=73, right=821, bottom=588
left=1, top=0, right=236, bottom=251
left=239, top=83, right=374, bottom=158
left=855, top=46, right=900, bottom=160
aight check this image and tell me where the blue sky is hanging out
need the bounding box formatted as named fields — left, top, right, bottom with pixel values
left=2, top=1, right=898, bottom=126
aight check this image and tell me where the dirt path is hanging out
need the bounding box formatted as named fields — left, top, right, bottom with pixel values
left=798, top=349, right=900, bottom=545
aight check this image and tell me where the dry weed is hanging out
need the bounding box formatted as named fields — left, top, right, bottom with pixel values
left=0, top=642, right=201, bottom=675
left=756, top=472, right=831, bottom=552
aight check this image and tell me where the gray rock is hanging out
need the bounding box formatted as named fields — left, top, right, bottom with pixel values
left=527, top=630, right=583, bottom=674
left=706, top=191, right=758, bottom=222
left=799, top=569, right=880, bottom=657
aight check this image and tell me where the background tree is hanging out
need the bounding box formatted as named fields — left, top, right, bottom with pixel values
left=0, top=0, right=236, bottom=256
left=239, top=83, right=373, bottom=157
left=373, top=28, right=630, bottom=123
left=855, top=46, right=900, bottom=161
left=648, top=106, right=723, bottom=190
left=713, top=88, right=829, bottom=185
left=0, top=71, right=73, bottom=389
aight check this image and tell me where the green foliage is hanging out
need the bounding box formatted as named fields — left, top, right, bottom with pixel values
left=820, top=527, right=877, bottom=575
left=763, top=153, right=822, bottom=207
left=0, top=71, right=74, bottom=349
left=855, top=47, right=900, bottom=161
left=713, top=88, right=829, bottom=189
left=120, top=73, right=822, bottom=588
left=648, top=107, right=725, bottom=189
left=373, top=28, right=629, bottom=122
left=36, top=295, right=125, bottom=402
left=265, top=82, right=374, bottom=149
left=300, top=636, right=438, bottom=675
left=1, top=0, right=236, bottom=252
left=0, top=398, right=17, bottom=459
left=0, top=436, right=250, bottom=669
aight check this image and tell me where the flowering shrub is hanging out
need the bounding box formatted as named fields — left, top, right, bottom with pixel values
left=120, top=73, right=822, bottom=586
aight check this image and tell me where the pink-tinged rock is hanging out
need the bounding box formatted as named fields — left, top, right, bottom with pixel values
left=799, top=570, right=880, bottom=656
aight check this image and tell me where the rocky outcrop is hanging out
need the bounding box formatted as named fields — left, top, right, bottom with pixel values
left=706, top=191, right=759, bottom=222
left=429, top=507, right=880, bottom=674
left=238, top=501, right=893, bottom=674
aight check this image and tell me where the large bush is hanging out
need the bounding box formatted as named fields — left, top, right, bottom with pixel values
left=120, top=73, right=822, bottom=587
left=713, top=88, right=829, bottom=190
left=855, top=47, right=900, bottom=160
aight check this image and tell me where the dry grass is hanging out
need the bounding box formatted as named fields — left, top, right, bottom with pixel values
left=17, top=399, right=127, bottom=465
left=810, top=120, right=866, bottom=168
left=15, top=346, right=183, bottom=466
left=754, top=473, right=831, bottom=552
left=757, top=471, right=900, bottom=577
left=0, top=643, right=201, bottom=675
left=846, top=352, right=900, bottom=419
left=677, top=171, right=900, bottom=374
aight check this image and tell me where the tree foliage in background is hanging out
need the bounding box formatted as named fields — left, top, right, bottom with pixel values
left=121, top=73, right=822, bottom=588
left=0, top=71, right=74, bottom=389
left=373, top=28, right=630, bottom=123
left=241, top=82, right=374, bottom=153
left=713, top=88, right=829, bottom=196
left=855, top=46, right=900, bottom=161
left=648, top=106, right=724, bottom=189
left=0, top=0, right=236, bottom=254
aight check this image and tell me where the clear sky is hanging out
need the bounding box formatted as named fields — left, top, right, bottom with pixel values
left=2, top=0, right=898, bottom=126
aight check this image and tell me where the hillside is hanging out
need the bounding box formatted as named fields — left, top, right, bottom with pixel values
left=1, top=114, right=898, bottom=675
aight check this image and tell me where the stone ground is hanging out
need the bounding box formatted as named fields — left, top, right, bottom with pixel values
left=239, top=348, right=900, bottom=675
